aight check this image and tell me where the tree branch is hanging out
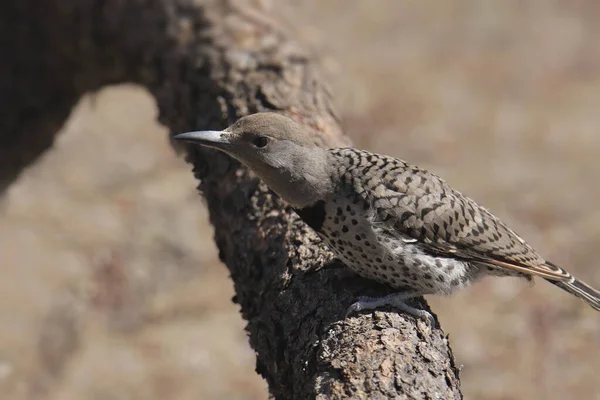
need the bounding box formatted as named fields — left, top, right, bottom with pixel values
left=1, top=0, right=462, bottom=398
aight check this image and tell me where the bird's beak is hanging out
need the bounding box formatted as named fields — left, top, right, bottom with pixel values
left=172, top=130, right=231, bottom=150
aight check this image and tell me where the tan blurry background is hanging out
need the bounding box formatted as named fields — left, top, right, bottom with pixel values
left=2, top=1, right=600, bottom=399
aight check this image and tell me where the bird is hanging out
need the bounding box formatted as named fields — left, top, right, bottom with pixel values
left=174, top=112, right=600, bottom=323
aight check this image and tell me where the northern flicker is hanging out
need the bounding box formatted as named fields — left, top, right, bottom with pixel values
left=174, top=112, right=600, bottom=322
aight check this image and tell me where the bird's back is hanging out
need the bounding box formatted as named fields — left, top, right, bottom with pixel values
left=326, top=148, right=555, bottom=276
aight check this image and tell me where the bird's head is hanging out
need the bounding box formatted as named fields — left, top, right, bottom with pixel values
left=174, top=113, right=333, bottom=207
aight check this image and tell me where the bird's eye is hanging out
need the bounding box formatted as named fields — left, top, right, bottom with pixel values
left=252, top=136, right=269, bottom=148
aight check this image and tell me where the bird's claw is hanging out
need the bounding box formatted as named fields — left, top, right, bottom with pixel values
left=345, top=294, right=435, bottom=326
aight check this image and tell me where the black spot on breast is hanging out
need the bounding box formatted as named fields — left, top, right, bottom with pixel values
left=294, top=201, right=326, bottom=232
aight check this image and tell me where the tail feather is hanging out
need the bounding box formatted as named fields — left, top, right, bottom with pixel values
left=550, top=278, right=600, bottom=311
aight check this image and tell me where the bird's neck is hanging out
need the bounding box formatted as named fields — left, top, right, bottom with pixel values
left=255, top=146, right=333, bottom=209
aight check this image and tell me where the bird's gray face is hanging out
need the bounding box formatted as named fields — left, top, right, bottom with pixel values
left=174, top=113, right=333, bottom=207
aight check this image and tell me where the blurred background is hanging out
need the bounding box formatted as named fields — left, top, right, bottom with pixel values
left=1, top=1, right=600, bottom=399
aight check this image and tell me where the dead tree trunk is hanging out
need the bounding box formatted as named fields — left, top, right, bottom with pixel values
left=1, top=0, right=462, bottom=398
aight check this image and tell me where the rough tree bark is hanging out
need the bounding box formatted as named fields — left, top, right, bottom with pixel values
left=1, top=0, right=462, bottom=398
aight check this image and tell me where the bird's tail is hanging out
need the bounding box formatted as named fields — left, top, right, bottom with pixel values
left=549, top=276, right=600, bottom=311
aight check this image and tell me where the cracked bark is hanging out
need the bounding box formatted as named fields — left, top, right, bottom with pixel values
left=1, top=0, right=462, bottom=398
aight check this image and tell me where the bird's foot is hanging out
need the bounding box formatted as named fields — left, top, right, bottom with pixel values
left=346, top=292, right=435, bottom=325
